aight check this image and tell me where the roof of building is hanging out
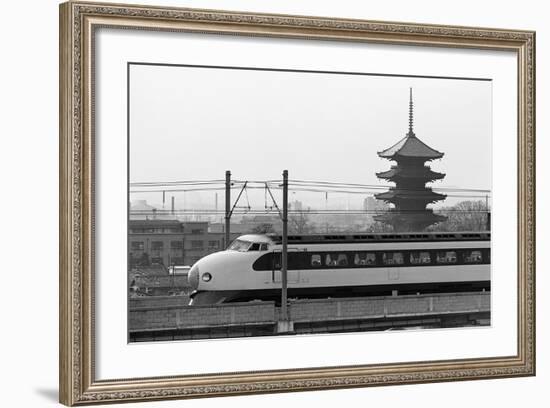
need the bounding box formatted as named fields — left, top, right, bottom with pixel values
left=376, top=166, right=445, bottom=180
left=181, top=221, right=208, bottom=227
left=209, top=223, right=251, bottom=234
left=129, top=218, right=182, bottom=227
left=374, top=189, right=446, bottom=203
left=130, top=200, right=178, bottom=220
left=378, top=134, right=444, bottom=160
left=130, top=200, right=157, bottom=212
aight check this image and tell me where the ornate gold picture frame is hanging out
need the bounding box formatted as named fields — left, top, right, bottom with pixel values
left=59, top=1, right=535, bottom=405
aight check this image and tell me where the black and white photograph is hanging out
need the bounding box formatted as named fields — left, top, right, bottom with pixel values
left=50, top=1, right=538, bottom=406
left=127, top=63, right=492, bottom=342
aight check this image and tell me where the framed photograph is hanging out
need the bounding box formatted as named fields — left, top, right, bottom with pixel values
left=59, top=1, right=535, bottom=405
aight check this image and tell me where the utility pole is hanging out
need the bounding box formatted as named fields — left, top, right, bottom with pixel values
left=225, top=170, right=231, bottom=249
left=223, top=172, right=250, bottom=249
left=281, top=170, right=289, bottom=322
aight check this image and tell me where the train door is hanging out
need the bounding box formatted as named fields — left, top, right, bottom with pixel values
left=388, top=267, right=400, bottom=281
left=383, top=251, right=402, bottom=281
left=271, top=250, right=300, bottom=284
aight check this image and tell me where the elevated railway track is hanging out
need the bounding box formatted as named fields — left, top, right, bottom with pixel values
left=129, top=291, right=490, bottom=342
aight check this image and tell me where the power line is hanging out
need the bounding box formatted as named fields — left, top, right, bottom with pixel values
left=130, top=187, right=227, bottom=193
left=130, top=209, right=490, bottom=216
left=130, top=185, right=491, bottom=199
left=130, top=179, right=226, bottom=187
left=287, top=179, right=491, bottom=193
left=129, top=178, right=491, bottom=195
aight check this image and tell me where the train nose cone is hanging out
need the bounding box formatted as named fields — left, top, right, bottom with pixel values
left=188, top=263, right=200, bottom=290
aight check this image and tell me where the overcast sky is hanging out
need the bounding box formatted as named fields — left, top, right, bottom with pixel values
left=129, top=64, right=491, bottom=210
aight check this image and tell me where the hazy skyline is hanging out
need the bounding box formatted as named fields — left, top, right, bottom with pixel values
left=129, top=63, right=492, bottom=211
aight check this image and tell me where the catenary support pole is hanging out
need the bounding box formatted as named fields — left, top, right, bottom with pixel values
left=225, top=170, right=231, bottom=249
left=281, top=169, right=289, bottom=321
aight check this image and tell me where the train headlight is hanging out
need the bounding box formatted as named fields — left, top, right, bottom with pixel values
left=201, top=272, right=212, bottom=282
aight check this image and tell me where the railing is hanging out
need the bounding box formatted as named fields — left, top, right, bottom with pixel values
left=129, top=292, right=490, bottom=332
left=288, top=292, right=489, bottom=322
left=129, top=301, right=276, bottom=331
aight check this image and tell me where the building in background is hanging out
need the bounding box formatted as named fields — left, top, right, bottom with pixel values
left=290, top=200, right=303, bottom=211
left=363, top=196, right=390, bottom=225
left=239, top=215, right=282, bottom=233
left=130, top=199, right=166, bottom=220
left=129, top=219, right=184, bottom=266
left=181, top=221, right=239, bottom=266
left=128, top=219, right=242, bottom=268
left=374, top=89, right=447, bottom=231
left=209, top=222, right=251, bottom=235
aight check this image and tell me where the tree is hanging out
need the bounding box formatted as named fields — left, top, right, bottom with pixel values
left=365, top=221, right=394, bottom=233
left=289, top=208, right=313, bottom=234
left=251, top=223, right=276, bottom=234
left=428, top=200, right=490, bottom=232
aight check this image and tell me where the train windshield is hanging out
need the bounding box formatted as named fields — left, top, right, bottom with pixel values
left=227, top=239, right=269, bottom=252
left=227, top=239, right=252, bottom=252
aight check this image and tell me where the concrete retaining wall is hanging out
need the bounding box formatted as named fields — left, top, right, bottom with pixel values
left=129, top=292, right=490, bottom=333
left=129, top=301, right=276, bottom=331
left=288, top=292, right=490, bottom=323
left=129, top=296, right=190, bottom=309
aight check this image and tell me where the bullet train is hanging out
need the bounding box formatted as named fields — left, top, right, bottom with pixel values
left=187, top=232, right=490, bottom=305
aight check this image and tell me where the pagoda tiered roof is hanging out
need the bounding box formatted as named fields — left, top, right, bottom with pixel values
left=375, top=188, right=446, bottom=204
left=378, top=88, right=443, bottom=161
left=373, top=88, right=447, bottom=232
left=376, top=166, right=445, bottom=181
left=377, top=134, right=443, bottom=160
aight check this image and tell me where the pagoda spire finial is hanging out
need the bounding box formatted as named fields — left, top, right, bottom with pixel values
left=408, top=87, right=415, bottom=137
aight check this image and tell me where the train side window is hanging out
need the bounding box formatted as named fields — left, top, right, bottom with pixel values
left=325, top=254, right=338, bottom=266
left=436, top=251, right=457, bottom=264
left=366, top=253, right=376, bottom=265
left=354, top=253, right=376, bottom=266
left=463, top=250, right=483, bottom=263
left=337, top=254, right=348, bottom=266
left=259, top=243, right=268, bottom=251
left=249, top=243, right=260, bottom=251
left=383, top=252, right=404, bottom=265
left=311, top=254, right=322, bottom=267
left=410, top=251, right=431, bottom=265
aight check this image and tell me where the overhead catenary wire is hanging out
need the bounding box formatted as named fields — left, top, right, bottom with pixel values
left=130, top=184, right=491, bottom=195
left=129, top=177, right=492, bottom=222
left=130, top=186, right=490, bottom=200
left=130, top=209, right=490, bottom=215
left=130, top=180, right=491, bottom=198
left=285, top=179, right=491, bottom=194
left=129, top=178, right=491, bottom=194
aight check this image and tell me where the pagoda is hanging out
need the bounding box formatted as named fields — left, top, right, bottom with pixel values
left=374, top=89, right=447, bottom=232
